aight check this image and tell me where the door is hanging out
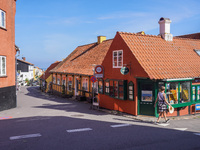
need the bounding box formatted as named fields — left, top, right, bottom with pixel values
left=75, top=78, right=79, bottom=96
left=138, top=81, right=155, bottom=116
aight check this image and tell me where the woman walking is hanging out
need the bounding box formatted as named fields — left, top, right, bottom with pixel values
left=154, top=86, right=171, bottom=124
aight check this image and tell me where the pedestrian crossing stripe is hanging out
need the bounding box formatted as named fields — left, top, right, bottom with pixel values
left=174, top=128, right=187, bottom=131
left=194, top=133, right=200, bottom=136
left=158, top=123, right=169, bottom=127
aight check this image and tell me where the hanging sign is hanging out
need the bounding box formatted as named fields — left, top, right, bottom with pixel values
left=120, top=67, right=129, bottom=75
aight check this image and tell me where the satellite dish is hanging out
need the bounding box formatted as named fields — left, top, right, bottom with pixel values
left=120, top=67, right=129, bottom=75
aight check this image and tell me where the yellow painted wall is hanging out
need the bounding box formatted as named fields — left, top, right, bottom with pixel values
left=45, top=74, right=52, bottom=93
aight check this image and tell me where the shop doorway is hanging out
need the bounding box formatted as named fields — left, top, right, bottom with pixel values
left=75, top=78, right=79, bottom=96
left=138, top=81, right=155, bottom=116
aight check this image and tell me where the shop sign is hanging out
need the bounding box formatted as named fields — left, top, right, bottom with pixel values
left=120, top=67, right=129, bottom=75
left=196, top=103, right=200, bottom=111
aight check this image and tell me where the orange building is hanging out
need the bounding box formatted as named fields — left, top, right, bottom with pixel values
left=50, top=36, right=112, bottom=101
left=0, top=0, right=17, bottom=111
left=50, top=17, right=200, bottom=117
left=100, top=18, right=200, bottom=117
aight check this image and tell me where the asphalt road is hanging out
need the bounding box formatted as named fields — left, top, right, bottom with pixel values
left=0, top=86, right=200, bottom=150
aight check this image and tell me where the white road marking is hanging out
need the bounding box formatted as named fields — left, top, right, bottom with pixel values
left=67, top=128, right=92, bottom=133
left=194, top=133, right=200, bottom=136
left=10, top=133, right=42, bottom=140
left=174, top=128, right=187, bottom=131
left=157, top=123, right=169, bottom=127
left=111, top=124, right=131, bottom=128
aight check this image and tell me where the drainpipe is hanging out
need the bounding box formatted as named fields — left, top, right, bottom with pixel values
left=15, top=48, right=20, bottom=95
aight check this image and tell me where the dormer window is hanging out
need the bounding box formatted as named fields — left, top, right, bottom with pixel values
left=0, top=9, right=6, bottom=29
left=194, top=49, right=200, bottom=56
left=113, top=50, right=123, bottom=68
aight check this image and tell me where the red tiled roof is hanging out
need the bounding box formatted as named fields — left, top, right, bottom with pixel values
left=118, top=32, right=200, bottom=79
left=176, top=33, right=200, bottom=39
left=40, top=61, right=61, bottom=80
left=51, top=40, right=112, bottom=76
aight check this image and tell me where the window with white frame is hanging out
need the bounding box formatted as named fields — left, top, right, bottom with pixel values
left=82, top=78, right=88, bottom=91
left=0, top=9, right=6, bottom=28
left=57, top=78, right=60, bottom=85
left=68, top=76, right=72, bottom=92
left=0, top=56, right=6, bottom=76
left=53, top=77, right=56, bottom=84
left=113, top=50, right=123, bottom=68
left=92, top=81, right=98, bottom=94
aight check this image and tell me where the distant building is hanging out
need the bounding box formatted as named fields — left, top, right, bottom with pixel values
left=40, top=61, right=60, bottom=92
left=0, top=0, right=17, bottom=111
left=33, top=67, right=43, bottom=81
left=17, top=57, right=34, bottom=86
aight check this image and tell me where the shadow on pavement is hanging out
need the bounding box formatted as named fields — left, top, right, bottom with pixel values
left=0, top=115, right=200, bottom=150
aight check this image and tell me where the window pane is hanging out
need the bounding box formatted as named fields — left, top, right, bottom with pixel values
left=113, top=52, right=117, bottom=56
left=118, top=81, right=123, bottom=99
left=98, top=80, right=103, bottom=93
left=180, top=82, right=190, bottom=103
left=113, top=61, right=117, bottom=67
left=92, top=81, right=98, bottom=93
left=2, top=57, right=6, bottom=75
left=118, top=62, right=122, bottom=67
left=105, top=82, right=109, bottom=93
left=109, top=81, right=114, bottom=97
left=129, top=95, right=133, bottom=100
left=114, top=81, right=118, bottom=98
left=62, top=80, right=65, bottom=86
left=118, top=51, right=122, bottom=56
left=166, top=82, right=178, bottom=104
left=198, top=86, right=200, bottom=101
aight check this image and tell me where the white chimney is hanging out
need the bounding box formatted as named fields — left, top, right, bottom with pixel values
left=158, top=17, right=173, bottom=41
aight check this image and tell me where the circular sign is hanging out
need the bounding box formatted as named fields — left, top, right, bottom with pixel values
left=90, top=76, right=97, bottom=83
left=95, top=65, right=103, bottom=74
left=120, top=67, right=129, bottom=75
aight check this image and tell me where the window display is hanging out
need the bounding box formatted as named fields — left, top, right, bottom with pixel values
left=180, top=82, right=190, bottom=103
left=105, top=80, right=109, bottom=94
left=166, top=82, right=178, bottom=104
left=98, top=79, right=103, bottom=93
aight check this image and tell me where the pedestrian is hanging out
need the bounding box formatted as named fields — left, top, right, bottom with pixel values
left=154, top=86, right=171, bottom=124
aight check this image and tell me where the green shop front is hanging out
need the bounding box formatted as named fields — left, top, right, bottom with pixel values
left=137, top=78, right=200, bottom=117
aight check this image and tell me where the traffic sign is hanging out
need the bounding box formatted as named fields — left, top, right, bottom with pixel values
left=90, top=76, right=97, bottom=83
left=95, top=65, right=103, bottom=74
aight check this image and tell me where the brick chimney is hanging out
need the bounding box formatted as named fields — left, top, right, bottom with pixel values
left=22, top=57, right=26, bottom=61
left=97, top=36, right=106, bottom=44
left=158, top=17, right=173, bottom=41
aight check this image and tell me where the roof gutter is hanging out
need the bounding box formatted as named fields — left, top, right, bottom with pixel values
left=162, top=78, right=194, bottom=82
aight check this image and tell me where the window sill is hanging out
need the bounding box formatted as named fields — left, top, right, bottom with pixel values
left=0, top=26, right=7, bottom=31
left=0, top=75, right=7, bottom=78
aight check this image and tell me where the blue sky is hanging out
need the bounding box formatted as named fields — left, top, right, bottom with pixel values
left=15, top=0, right=200, bottom=69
